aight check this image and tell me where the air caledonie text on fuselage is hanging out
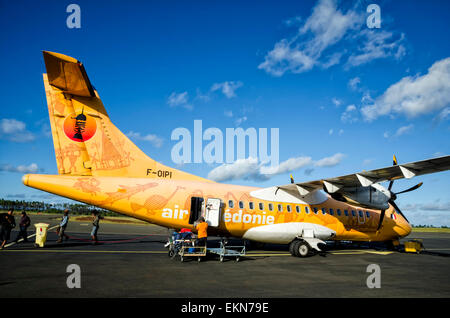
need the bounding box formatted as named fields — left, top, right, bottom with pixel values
left=162, top=206, right=276, bottom=225
left=147, top=169, right=173, bottom=178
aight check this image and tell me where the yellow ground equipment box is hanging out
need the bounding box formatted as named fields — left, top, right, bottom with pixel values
left=404, top=239, right=423, bottom=253
left=34, top=223, right=50, bottom=247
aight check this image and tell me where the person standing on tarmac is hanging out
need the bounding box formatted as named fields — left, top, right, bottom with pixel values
left=14, top=211, right=31, bottom=243
left=0, top=208, right=16, bottom=249
left=57, top=209, right=69, bottom=243
left=195, top=217, right=208, bottom=247
left=91, top=211, right=103, bottom=244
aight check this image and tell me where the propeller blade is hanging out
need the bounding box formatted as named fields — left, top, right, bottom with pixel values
left=388, top=155, right=398, bottom=191
left=389, top=199, right=409, bottom=223
left=377, top=209, right=385, bottom=231
left=388, top=180, right=394, bottom=191
left=395, top=182, right=423, bottom=195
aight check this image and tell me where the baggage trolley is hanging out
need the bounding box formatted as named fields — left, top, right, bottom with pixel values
left=208, top=240, right=246, bottom=262
left=179, top=244, right=207, bottom=262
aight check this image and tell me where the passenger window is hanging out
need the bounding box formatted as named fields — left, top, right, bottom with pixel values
left=239, top=201, right=244, bottom=209
left=313, top=207, right=318, bottom=214
left=358, top=210, right=363, bottom=217
left=278, top=204, right=283, bottom=212
left=329, top=209, right=334, bottom=216
left=337, top=209, right=341, bottom=216
left=228, top=200, right=234, bottom=208
left=287, top=205, right=292, bottom=213
left=321, top=208, right=326, bottom=215
left=366, top=211, right=370, bottom=218
left=344, top=210, right=349, bottom=216
left=305, top=207, right=309, bottom=214
left=259, top=202, right=264, bottom=211
left=268, top=203, right=273, bottom=211
left=351, top=210, right=356, bottom=217
left=296, top=206, right=301, bottom=213
left=249, top=202, right=254, bottom=210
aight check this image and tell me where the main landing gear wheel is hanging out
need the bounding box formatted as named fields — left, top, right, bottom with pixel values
left=289, top=240, right=311, bottom=258
left=297, top=241, right=310, bottom=257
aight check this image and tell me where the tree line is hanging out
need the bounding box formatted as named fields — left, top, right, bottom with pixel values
left=0, top=198, right=121, bottom=217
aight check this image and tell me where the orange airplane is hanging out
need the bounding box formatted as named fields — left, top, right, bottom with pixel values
left=23, top=51, right=450, bottom=257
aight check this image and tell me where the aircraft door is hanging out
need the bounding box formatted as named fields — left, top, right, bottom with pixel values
left=189, top=197, right=204, bottom=224
left=205, top=198, right=221, bottom=227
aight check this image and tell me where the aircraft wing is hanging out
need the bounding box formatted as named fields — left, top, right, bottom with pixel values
left=278, top=155, right=450, bottom=196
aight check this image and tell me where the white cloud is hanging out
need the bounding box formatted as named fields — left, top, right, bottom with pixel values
left=207, top=157, right=264, bottom=182
left=314, top=153, right=345, bottom=167
left=435, top=107, right=450, bottom=123
left=383, top=124, right=414, bottom=138
left=258, top=0, right=360, bottom=76
left=0, top=163, right=39, bottom=173
left=127, top=131, right=164, bottom=148
left=211, top=81, right=243, bottom=98
left=260, top=156, right=313, bottom=175
left=257, top=39, right=316, bottom=76
left=346, top=30, right=406, bottom=68
left=283, top=16, right=302, bottom=27
left=208, top=156, right=313, bottom=182
left=420, top=202, right=450, bottom=212
left=208, top=153, right=343, bottom=182
left=234, top=116, right=248, bottom=126
left=195, top=88, right=211, bottom=102
left=224, top=110, right=233, bottom=118
left=394, top=124, right=414, bottom=137
left=258, top=0, right=405, bottom=76
left=403, top=201, right=450, bottom=213
left=167, top=91, right=193, bottom=110
left=361, top=57, right=450, bottom=121
left=332, top=97, right=342, bottom=107
left=340, top=104, right=358, bottom=123
left=0, top=118, right=35, bottom=142
left=361, top=91, right=374, bottom=105
left=328, top=129, right=333, bottom=135
left=348, top=77, right=361, bottom=91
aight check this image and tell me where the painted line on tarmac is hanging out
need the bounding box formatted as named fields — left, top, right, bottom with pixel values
left=1, top=249, right=393, bottom=256
left=329, top=250, right=394, bottom=255
left=0, top=249, right=168, bottom=254
left=425, top=248, right=450, bottom=251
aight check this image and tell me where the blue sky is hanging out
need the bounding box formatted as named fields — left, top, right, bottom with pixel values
left=0, top=0, right=449, bottom=226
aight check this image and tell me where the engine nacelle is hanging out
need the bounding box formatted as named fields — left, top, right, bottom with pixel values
left=330, top=184, right=391, bottom=210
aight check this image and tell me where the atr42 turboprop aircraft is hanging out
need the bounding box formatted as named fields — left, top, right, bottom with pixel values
left=23, top=51, right=450, bottom=257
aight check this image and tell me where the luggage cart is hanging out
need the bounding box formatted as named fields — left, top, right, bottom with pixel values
left=208, top=240, right=246, bottom=262
left=168, top=239, right=192, bottom=258
left=179, top=244, right=207, bottom=262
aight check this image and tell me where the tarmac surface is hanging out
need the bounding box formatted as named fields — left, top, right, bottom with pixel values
left=1, top=214, right=450, bottom=298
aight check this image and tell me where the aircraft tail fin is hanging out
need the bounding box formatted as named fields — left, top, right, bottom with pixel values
left=43, top=51, right=209, bottom=182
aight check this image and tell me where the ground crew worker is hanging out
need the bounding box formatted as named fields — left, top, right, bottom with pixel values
left=56, top=209, right=69, bottom=243
left=91, top=211, right=103, bottom=244
left=195, top=217, right=208, bottom=247
left=14, top=211, right=31, bottom=243
left=0, top=208, right=15, bottom=249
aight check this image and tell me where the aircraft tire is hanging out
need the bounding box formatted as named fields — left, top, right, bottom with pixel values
left=297, top=241, right=311, bottom=257
left=289, top=240, right=298, bottom=256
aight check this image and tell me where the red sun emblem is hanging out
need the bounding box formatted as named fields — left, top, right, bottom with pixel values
left=63, top=110, right=97, bottom=142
